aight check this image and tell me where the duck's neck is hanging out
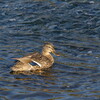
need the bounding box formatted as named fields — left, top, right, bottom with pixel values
left=42, top=51, right=54, bottom=63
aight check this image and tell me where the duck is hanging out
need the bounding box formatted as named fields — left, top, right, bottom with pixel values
left=11, top=42, right=59, bottom=72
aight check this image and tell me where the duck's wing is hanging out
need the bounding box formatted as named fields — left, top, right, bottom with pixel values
left=29, top=52, right=42, bottom=67
left=30, top=52, right=51, bottom=68
left=12, top=52, right=51, bottom=68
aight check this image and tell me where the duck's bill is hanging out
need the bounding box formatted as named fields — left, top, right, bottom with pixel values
left=52, top=48, right=60, bottom=56
left=54, top=52, right=60, bottom=56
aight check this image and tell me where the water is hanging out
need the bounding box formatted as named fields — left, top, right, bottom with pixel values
left=0, top=0, right=100, bottom=100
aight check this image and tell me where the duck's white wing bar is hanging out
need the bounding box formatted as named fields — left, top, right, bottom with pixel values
left=32, top=60, right=42, bottom=67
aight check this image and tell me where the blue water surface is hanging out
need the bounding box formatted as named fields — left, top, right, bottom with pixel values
left=0, top=0, right=100, bottom=100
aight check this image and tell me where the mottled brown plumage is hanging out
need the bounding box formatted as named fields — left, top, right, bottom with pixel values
left=11, top=42, right=59, bottom=72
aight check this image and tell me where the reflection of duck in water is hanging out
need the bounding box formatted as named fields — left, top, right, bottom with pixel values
left=11, top=42, right=59, bottom=72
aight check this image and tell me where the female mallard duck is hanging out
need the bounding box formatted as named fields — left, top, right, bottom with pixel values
left=11, top=42, right=59, bottom=72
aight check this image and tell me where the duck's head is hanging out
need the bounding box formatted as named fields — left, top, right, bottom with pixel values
left=42, top=42, right=59, bottom=56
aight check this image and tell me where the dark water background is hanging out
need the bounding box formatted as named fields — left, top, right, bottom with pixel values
left=0, top=0, right=100, bottom=100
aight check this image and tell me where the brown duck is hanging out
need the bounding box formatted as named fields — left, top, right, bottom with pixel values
left=11, top=42, right=59, bottom=71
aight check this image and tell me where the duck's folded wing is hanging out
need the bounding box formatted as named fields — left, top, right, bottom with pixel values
left=30, top=52, right=51, bottom=68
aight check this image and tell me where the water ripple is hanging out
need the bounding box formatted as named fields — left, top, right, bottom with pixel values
left=0, top=0, right=100, bottom=100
